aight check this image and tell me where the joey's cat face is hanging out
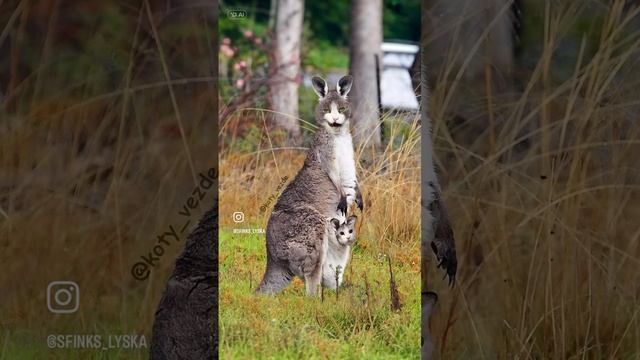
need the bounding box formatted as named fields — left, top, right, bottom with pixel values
left=330, top=216, right=357, bottom=246
left=311, top=75, right=353, bottom=129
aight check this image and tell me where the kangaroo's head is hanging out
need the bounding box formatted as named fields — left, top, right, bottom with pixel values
left=311, top=75, right=353, bottom=132
left=330, top=215, right=357, bottom=246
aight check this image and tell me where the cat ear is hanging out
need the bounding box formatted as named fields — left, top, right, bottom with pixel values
left=336, top=75, right=353, bottom=98
left=347, top=215, right=357, bottom=226
left=311, top=76, right=328, bottom=98
left=330, top=218, right=341, bottom=230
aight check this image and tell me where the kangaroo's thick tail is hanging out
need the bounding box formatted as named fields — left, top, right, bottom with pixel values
left=257, top=211, right=295, bottom=294
left=255, top=260, right=293, bottom=295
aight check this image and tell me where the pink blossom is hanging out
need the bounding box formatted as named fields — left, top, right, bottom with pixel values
left=236, top=79, right=245, bottom=89
left=254, top=38, right=263, bottom=45
left=220, top=44, right=235, bottom=57
left=222, top=37, right=231, bottom=45
left=233, top=60, right=248, bottom=71
left=243, top=30, right=254, bottom=38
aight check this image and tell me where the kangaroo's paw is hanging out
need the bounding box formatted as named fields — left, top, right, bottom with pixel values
left=353, top=183, right=364, bottom=212
left=355, top=192, right=364, bottom=212
left=337, top=195, right=348, bottom=216
left=431, top=237, right=457, bottom=287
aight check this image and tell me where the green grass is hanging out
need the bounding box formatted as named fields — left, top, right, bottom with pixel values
left=218, top=229, right=420, bottom=359
left=304, top=43, right=349, bottom=71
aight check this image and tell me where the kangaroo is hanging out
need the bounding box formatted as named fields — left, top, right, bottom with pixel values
left=255, top=75, right=363, bottom=296
left=309, top=75, right=363, bottom=214
left=322, top=215, right=357, bottom=290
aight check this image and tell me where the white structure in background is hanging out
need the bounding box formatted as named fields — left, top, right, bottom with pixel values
left=380, top=42, right=419, bottom=112
left=302, top=42, right=419, bottom=112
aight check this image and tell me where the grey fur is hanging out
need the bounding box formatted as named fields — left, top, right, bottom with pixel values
left=256, top=75, right=361, bottom=296
left=150, top=206, right=217, bottom=359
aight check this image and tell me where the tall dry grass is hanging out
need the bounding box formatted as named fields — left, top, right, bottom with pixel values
left=427, top=1, right=640, bottom=358
left=219, top=109, right=422, bottom=262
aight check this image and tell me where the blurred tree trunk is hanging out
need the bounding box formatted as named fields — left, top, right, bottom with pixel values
left=269, top=0, right=304, bottom=145
left=349, top=0, right=382, bottom=152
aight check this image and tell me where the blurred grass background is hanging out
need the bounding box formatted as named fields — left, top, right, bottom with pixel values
left=424, top=0, right=640, bottom=358
left=0, top=1, right=215, bottom=358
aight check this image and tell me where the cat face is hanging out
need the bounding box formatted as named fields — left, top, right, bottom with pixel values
left=312, top=75, right=353, bottom=129
left=330, top=215, right=357, bottom=246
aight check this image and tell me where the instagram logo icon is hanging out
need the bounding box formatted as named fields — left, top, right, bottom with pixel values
left=233, top=212, right=245, bottom=223
left=47, top=281, right=80, bottom=314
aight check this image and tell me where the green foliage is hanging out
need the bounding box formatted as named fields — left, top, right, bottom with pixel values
left=219, top=9, right=269, bottom=45
left=298, top=85, right=320, bottom=142
left=306, top=0, right=421, bottom=45
left=218, top=16, right=271, bottom=104
left=220, top=0, right=419, bottom=62
left=218, top=0, right=421, bottom=115
left=383, top=0, right=421, bottom=42
left=226, top=123, right=265, bottom=153
left=382, top=112, right=421, bottom=149
left=303, top=42, right=349, bottom=71
left=304, top=1, right=351, bottom=47
left=220, top=0, right=272, bottom=23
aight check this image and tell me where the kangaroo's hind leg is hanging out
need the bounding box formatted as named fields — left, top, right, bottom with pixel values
left=255, top=259, right=294, bottom=295
left=256, top=212, right=295, bottom=295
left=304, top=273, right=321, bottom=296
left=304, top=220, right=329, bottom=297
